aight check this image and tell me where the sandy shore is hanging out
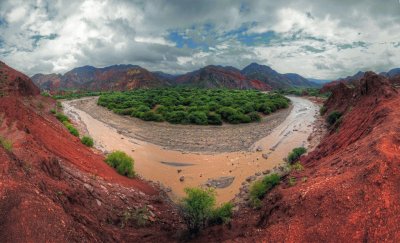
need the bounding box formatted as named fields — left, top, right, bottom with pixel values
left=63, top=96, right=320, bottom=203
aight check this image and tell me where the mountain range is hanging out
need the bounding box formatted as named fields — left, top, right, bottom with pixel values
left=31, top=63, right=320, bottom=92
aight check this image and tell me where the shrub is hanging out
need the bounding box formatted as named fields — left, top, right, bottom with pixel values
left=287, top=147, right=307, bottom=164
left=166, top=111, right=189, bottom=124
left=290, top=162, right=304, bottom=171
left=248, top=111, right=261, bottom=122
left=210, top=202, right=233, bottom=225
left=207, top=112, right=222, bottom=125
left=249, top=173, right=281, bottom=208
left=105, top=151, right=135, bottom=178
left=319, top=106, right=327, bottom=115
left=55, top=113, right=69, bottom=123
left=327, top=111, right=342, bottom=126
left=142, top=111, right=164, bottom=122
left=188, top=111, right=208, bottom=125
left=64, top=122, right=79, bottom=137
left=0, top=136, right=12, bottom=152
left=288, top=177, right=297, bottom=187
left=181, top=187, right=216, bottom=234
left=81, top=136, right=94, bottom=147
left=50, top=109, right=56, bottom=114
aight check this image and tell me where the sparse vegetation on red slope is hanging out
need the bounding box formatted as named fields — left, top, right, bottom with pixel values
left=181, top=187, right=233, bottom=234
left=287, top=147, right=307, bottom=164
left=249, top=173, right=281, bottom=208
left=105, top=151, right=135, bottom=178
left=81, top=136, right=94, bottom=147
left=98, top=88, right=290, bottom=125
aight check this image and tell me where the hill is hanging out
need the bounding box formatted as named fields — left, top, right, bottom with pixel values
left=241, top=63, right=319, bottom=89
left=199, top=72, right=400, bottom=242
left=32, top=64, right=169, bottom=92
left=32, top=63, right=322, bottom=92
left=174, top=65, right=271, bottom=90
left=0, top=61, right=181, bottom=242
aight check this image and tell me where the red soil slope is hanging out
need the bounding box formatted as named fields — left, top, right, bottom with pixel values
left=199, top=72, right=400, bottom=242
left=0, top=62, right=181, bottom=242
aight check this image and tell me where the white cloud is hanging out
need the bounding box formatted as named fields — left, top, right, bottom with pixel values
left=0, top=0, right=399, bottom=79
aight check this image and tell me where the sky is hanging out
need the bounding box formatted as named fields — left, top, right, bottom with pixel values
left=0, top=0, right=400, bottom=79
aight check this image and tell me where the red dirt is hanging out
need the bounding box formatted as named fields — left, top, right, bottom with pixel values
left=197, top=72, right=400, bottom=242
left=0, top=62, right=183, bottom=242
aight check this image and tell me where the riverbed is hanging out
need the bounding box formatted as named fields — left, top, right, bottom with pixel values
left=63, top=96, right=319, bottom=203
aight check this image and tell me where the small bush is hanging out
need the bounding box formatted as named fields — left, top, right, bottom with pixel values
left=248, top=111, right=261, bottom=122
left=181, top=187, right=216, bottom=234
left=290, top=162, right=304, bottom=171
left=0, top=136, right=12, bottom=152
left=50, top=109, right=56, bottom=114
left=81, top=136, right=94, bottom=147
left=319, top=106, right=327, bottom=115
left=64, top=122, right=79, bottom=137
left=105, top=151, right=135, bottom=178
left=210, top=202, right=233, bottom=225
left=55, top=113, right=69, bottom=123
left=288, top=177, right=297, bottom=187
left=327, top=111, right=342, bottom=126
left=249, top=173, right=281, bottom=208
left=287, top=147, right=307, bottom=164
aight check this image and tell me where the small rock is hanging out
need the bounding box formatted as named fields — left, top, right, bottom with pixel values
left=177, top=169, right=182, bottom=173
left=256, top=146, right=262, bottom=152
left=255, top=172, right=261, bottom=176
left=96, top=199, right=102, bottom=206
left=262, top=154, right=269, bottom=159
left=262, top=170, right=270, bottom=175
left=83, top=183, right=93, bottom=193
left=179, top=176, right=185, bottom=182
left=246, top=176, right=256, bottom=182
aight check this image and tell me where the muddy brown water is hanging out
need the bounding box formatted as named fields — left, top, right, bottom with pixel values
left=63, top=96, right=319, bottom=203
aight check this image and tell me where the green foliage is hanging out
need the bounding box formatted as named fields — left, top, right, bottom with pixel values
left=50, top=109, right=56, bottom=114
left=288, top=177, right=297, bottom=187
left=41, top=91, right=51, bottom=97
left=122, top=206, right=151, bottom=228
left=319, top=106, right=327, bottom=115
left=287, top=147, right=307, bottom=164
left=249, top=173, right=281, bottom=208
left=64, top=122, right=79, bottom=137
left=98, top=88, right=290, bottom=125
left=55, top=113, right=69, bottom=123
left=181, top=187, right=216, bottom=233
left=53, top=91, right=104, bottom=100
left=290, top=162, right=304, bottom=171
left=275, top=88, right=331, bottom=98
left=210, top=202, right=233, bottom=225
left=0, top=136, right=12, bottom=152
left=105, top=151, right=135, bottom=178
left=327, top=111, right=342, bottom=126
left=81, top=136, right=94, bottom=147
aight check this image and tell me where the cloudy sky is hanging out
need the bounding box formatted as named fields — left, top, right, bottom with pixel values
left=0, top=0, right=400, bottom=79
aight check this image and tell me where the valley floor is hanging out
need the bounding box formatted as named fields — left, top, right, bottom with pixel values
left=63, top=96, right=321, bottom=203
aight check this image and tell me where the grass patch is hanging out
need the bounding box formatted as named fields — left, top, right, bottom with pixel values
left=55, top=112, right=70, bottom=123
left=63, top=121, right=79, bottom=137
left=98, top=88, right=290, bottom=125
left=288, top=177, right=297, bottom=187
left=287, top=147, right=307, bottom=164
left=0, top=136, right=12, bottom=152
left=249, top=173, right=281, bottom=209
left=81, top=136, right=94, bottom=147
left=105, top=151, right=135, bottom=178
left=290, top=162, right=304, bottom=171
